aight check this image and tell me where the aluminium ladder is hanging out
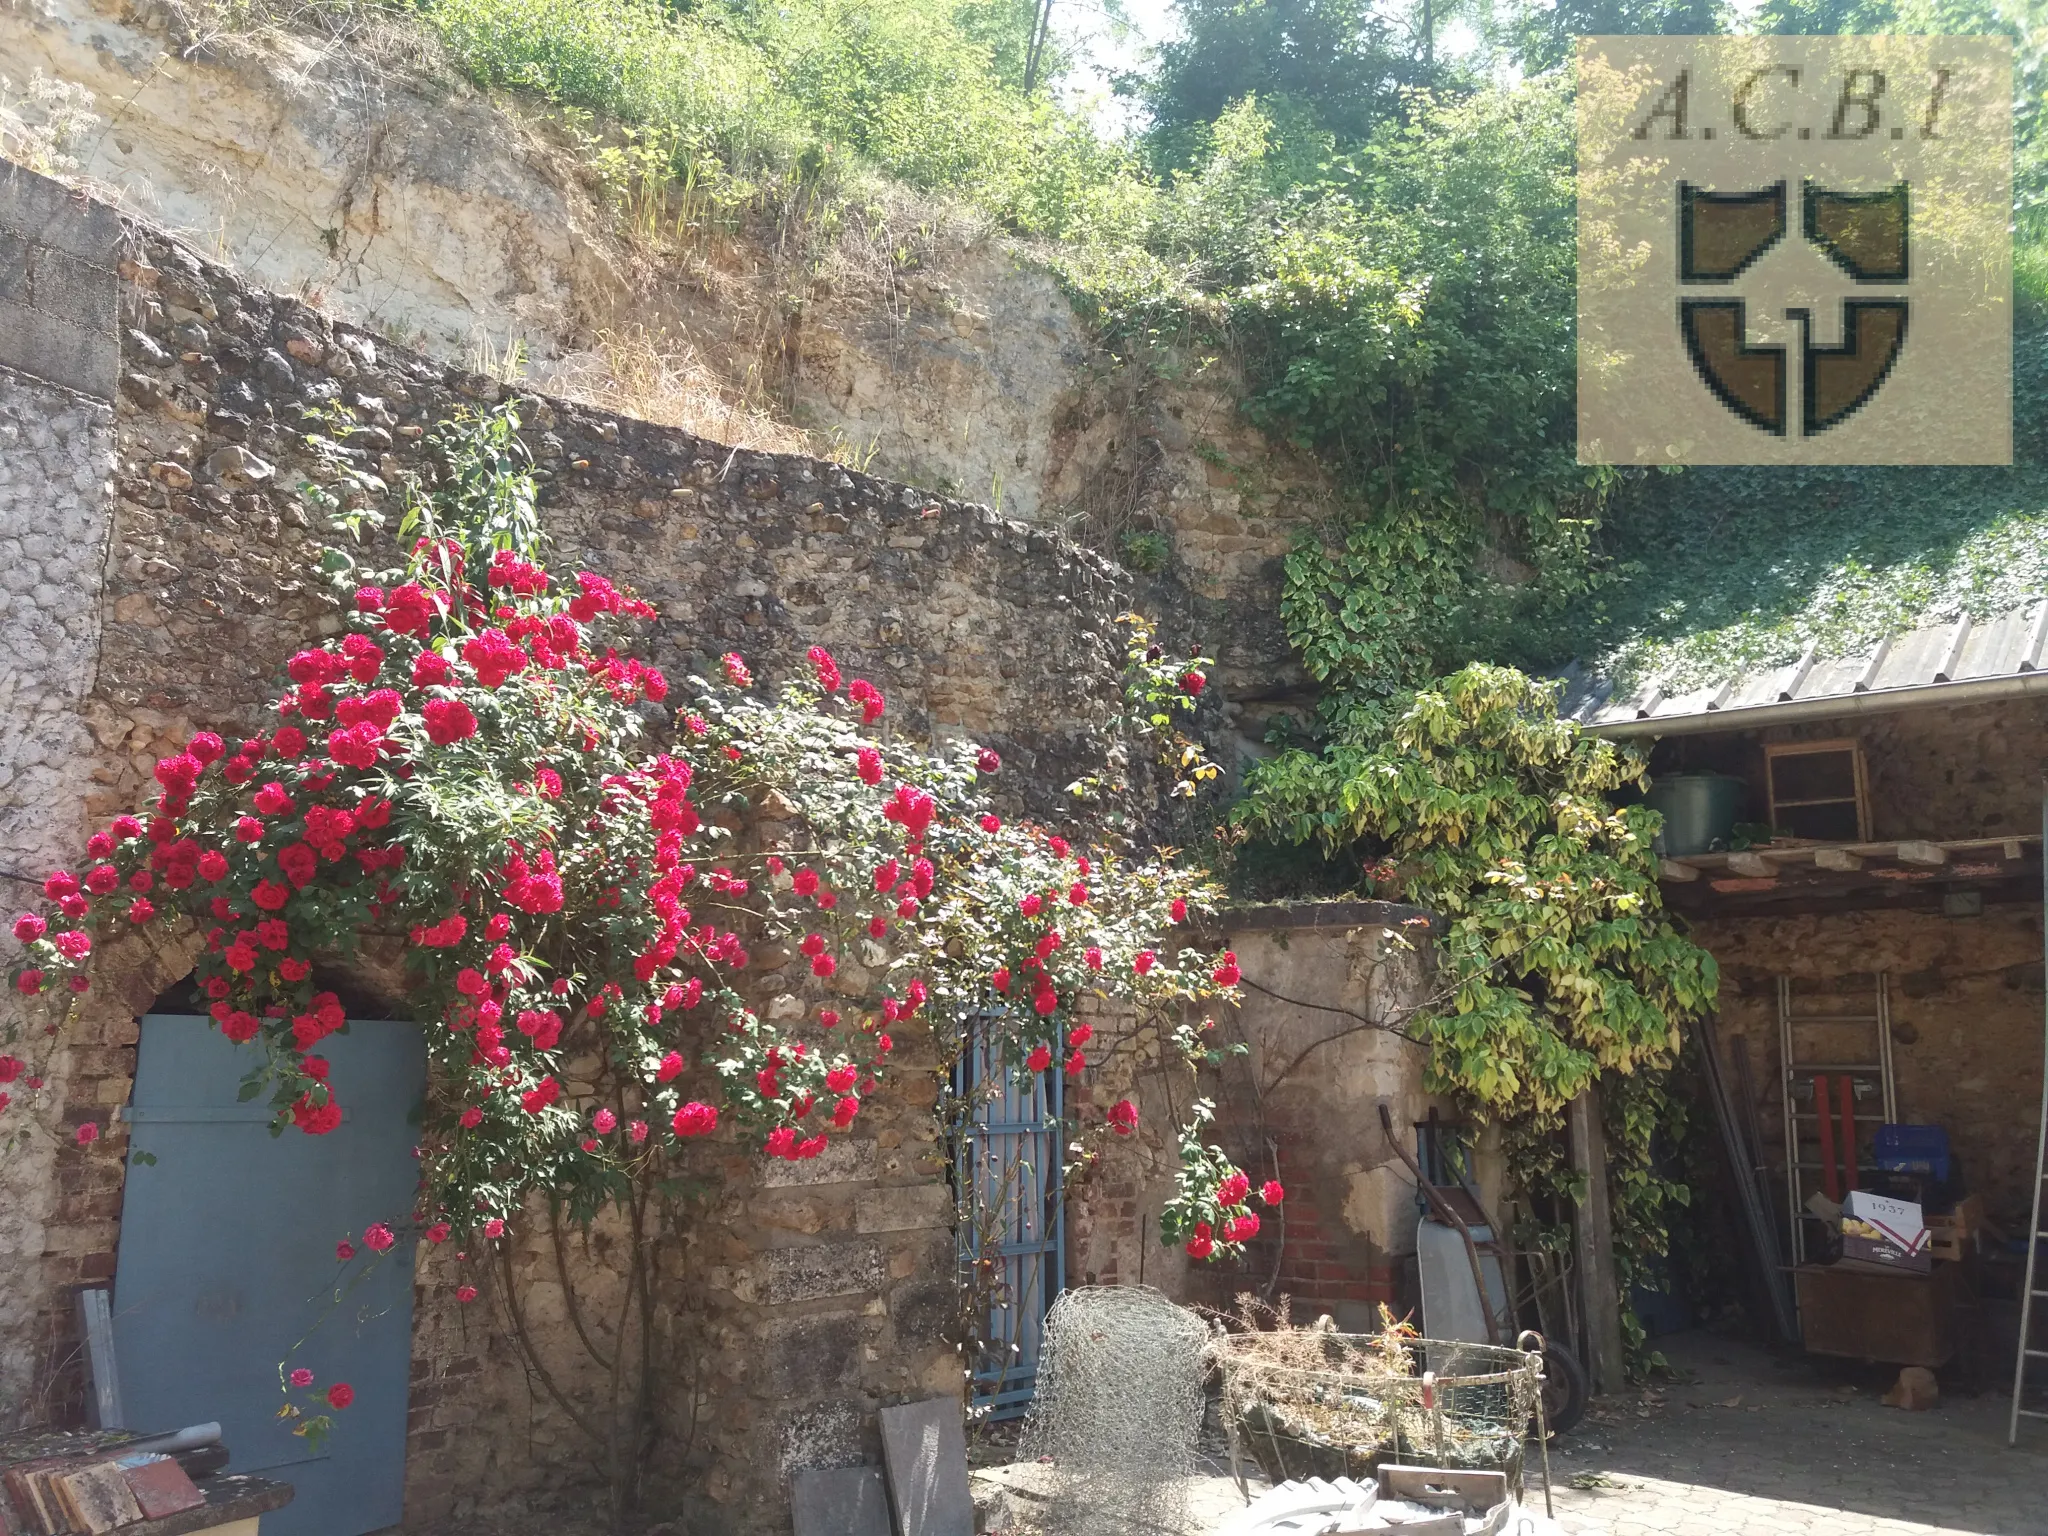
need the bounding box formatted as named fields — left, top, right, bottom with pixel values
left=2009, top=790, right=2048, bottom=1444
left=1779, top=974, right=1898, bottom=1265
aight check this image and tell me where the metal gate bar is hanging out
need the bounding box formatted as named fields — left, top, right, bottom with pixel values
left=954, top=1018, right=1064, bottom=1418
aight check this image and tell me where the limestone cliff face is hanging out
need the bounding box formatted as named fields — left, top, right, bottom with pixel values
left=0, top=0, right=1331, bottom=717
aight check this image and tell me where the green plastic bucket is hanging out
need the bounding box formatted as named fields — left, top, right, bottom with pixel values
left=1644, top=773, right=1744, bottom=856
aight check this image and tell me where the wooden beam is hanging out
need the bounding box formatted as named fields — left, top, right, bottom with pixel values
left=1815, top=847, right=1865, bottom=872
left=1659, top=858, right=1699, bottom=882
left=1896, top=840, right=1949, bottom=866
left=1727, top=852, right=1775, bottom=877
left=1569, top=1088, right=1625, bottom=1397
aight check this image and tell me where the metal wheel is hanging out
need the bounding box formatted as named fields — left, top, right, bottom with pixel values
left=1535, top=1339, right=1588, bottom=1437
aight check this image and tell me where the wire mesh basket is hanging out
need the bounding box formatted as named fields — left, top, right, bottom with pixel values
left=1209, top=1329, right=1541, bottom=1495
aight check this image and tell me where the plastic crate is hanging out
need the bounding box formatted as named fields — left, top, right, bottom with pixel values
left=1874, top=1124, right=1951, bottom=1183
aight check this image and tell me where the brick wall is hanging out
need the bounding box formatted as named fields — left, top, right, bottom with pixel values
left=1066, top=909, right=1441, bottom=1330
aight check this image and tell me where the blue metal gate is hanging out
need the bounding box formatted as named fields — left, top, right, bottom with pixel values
left=114, top=1013, right=424, bottom=1536
left=954, top=1021, right=1064, bottom=1418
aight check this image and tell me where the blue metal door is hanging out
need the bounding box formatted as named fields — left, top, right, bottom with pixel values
left=114, top=1014, right=424, bottom=1536
left=954, top=1022, right=1063, bottom=1418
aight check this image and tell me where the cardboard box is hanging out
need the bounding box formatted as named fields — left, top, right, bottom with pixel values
left=1926, top=1194, right=1984, bottom=1262
left=1841, top=1190, right=1931, bottom=1273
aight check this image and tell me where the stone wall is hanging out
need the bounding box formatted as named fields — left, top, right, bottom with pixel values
left=1649, top=695, right=2048, bottom=1230
left=1066, top=906, right=1445, bottom=1329
left=1700, top=906, right=2047, bottom=1229
left=0, top=157, right=124, bottom=1424
left=1649, top=694, right=2048, bottom=843
left=0, top=0, right=1334, bottom=736
left=0, top=158, right=1157, bottom=1533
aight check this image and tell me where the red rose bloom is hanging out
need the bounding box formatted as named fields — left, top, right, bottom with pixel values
left=463, top=629, right=528, bottom=689
left=672, top=1101, right=718, bottom=1137
left=1106, top=1098, right=1139, bottom=1136
left=327, top=1383, right=354, bottom=1410
left=279, top=844, right=319, bottom=888
left=422, top=698, right=478, bottom=745
left=807, top=645, right=841, bottom=693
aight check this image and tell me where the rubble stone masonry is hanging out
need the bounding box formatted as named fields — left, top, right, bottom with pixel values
left=0, top=158, right=1153, bottom=1532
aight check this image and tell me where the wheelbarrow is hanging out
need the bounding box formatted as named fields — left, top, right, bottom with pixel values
left=1378, top=1106, right=1587, bottom=1439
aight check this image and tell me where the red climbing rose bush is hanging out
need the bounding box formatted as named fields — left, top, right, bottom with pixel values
left=1, top=403, right=1278, bottom=1276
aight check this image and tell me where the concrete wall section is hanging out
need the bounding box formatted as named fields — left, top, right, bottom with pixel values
left=0, top=162, right=120, bottom=401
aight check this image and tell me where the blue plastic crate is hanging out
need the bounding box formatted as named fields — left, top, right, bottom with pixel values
left=1874, top=1124, right=1950, bottom=1183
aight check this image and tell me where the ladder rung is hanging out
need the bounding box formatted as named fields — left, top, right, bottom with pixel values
left=2021, top=1408, right=2048, bottom=1420
left=2027, top=1349, right=2048, bottom=1359
left=1787, top=1064, right=1884, bottom=1074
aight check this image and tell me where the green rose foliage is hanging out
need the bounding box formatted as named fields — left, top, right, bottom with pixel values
left=3, top=404, right=1271, bottom=1267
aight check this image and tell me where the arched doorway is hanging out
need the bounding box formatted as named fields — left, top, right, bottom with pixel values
left=112, top=982, right=424, bottom=1536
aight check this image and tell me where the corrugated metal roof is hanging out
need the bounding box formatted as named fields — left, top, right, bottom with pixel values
left=1558, top=599, right=2048, bottom=735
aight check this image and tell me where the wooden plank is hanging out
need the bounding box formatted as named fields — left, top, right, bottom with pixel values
left=75, top=1288, right=123, bottom=1430
left=1569, top=1089, right=1625, bottom=1397
left=1658, top=859, right=1699, bottom=882
left=1727, top=852, right=1775, bottom=877
left=1896, top=840, right=1949, bottom=866
left=1815, top=848, right=1865, bottom=872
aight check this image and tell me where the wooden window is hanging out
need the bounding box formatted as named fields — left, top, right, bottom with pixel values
left=1764, top=739, right=1870, bottom=842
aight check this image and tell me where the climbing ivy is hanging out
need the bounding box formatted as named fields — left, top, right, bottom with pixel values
left=1235, top=665, right=1720, bottom=1361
